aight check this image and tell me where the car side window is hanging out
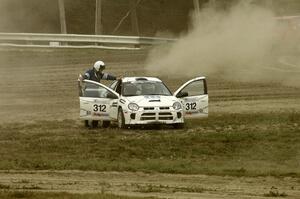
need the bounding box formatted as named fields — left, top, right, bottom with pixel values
left=82, top=82, right=112, bottom=98
left=180, top=80, right=205, bottom=96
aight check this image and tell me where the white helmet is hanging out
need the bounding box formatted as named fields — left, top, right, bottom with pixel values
left=93, top=60, right=105, bottom=72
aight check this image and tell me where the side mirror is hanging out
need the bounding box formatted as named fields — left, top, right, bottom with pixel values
left=176, top=91, right=188, bottom=98
left=106, top=92, right=118, bottom=99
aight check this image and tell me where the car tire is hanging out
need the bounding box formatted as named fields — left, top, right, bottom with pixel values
left=118, top=108, right=127, bottom=129
left=102, top=121, right=110, bottom=128
left=84, top=120, right=89, bottom=127
left=91, top=120, right=98, bottom=128
left=173, top=123, right=184, bottom=129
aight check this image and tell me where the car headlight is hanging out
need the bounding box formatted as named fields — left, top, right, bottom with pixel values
left=173, top=102, right=182, bottom=110
left=128, top=103, right=139, bottom=111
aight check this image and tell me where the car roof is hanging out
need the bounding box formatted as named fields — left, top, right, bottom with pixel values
left=122, top=77, right=162, bottom=83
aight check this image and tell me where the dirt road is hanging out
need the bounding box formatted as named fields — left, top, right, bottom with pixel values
left=1, top=170, right=299, bottom=199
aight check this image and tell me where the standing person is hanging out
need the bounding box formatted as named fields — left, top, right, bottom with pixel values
left=78, top=60, right=119, bottom=128
left=81, top=60, right=117, bottom=82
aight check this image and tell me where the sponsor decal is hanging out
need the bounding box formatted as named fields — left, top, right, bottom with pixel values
left=119, top=99, right=126, bottom=104
left=111, top=102, right=118, bottom=107
left=80, top=109, right=91, bottom=116
left=186, top=109, right=207, bottom=115
left=93, top=112, right=109, bottom=117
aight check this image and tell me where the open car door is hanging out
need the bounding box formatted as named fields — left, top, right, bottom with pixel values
left=173, top=77, right=208, bottom=118
left=78, top=79, right=119, bottom=121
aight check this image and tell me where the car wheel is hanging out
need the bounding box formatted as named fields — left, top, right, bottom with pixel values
left=91, top=120, right=98, bottom=128
left=102, top=121, right=110, bottom=128
left=118, top=108, right=127, bottom=129
left=173, top=123, right=184, bottom=129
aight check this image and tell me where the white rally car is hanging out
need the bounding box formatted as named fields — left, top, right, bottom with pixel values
left=78, top=76, right=208, bottom=128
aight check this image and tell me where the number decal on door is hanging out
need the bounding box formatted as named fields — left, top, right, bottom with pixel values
left=186, top=102, right=197, bottom=110
left=93, top=104, right=107, bottom=112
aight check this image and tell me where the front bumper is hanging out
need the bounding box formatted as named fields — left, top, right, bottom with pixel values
left=123, top=107, right=184, bottom=125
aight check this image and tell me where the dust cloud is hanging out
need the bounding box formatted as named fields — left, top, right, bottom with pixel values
left=0, top=0, right=59, bottom=33
left=145, top=1, right=300, bottom=87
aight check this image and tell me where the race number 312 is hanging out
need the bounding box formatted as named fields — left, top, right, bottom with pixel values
left=186, top=102, right=196, bottom=110
left=93, top=104, right=106, bottom=112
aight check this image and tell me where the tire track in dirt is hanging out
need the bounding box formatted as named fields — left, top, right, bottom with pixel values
left=0, top=170, right=299, bottom=199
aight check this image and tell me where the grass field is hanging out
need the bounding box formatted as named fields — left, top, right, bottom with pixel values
left=0, top=112, right=299, bottom=177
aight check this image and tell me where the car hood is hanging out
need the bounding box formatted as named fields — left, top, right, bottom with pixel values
left=126, top=95, right=178, bottom=107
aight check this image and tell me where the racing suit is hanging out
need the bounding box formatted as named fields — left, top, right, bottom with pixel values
left=83, top=68, right=117, bottom=82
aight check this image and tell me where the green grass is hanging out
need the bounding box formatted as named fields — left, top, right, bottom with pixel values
left=0, top=191, right=158, bottom=199
left=0, top=112, right=299, bottom=177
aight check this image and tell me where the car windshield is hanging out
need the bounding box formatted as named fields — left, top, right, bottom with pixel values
left=122, top=81, right=172, bottom=96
